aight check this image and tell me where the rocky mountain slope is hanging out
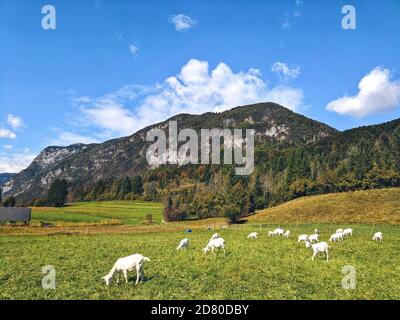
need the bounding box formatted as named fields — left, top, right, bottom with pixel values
left=2, top=103, right=337, bottom=201
left=0, top=173, right=15, bottom=187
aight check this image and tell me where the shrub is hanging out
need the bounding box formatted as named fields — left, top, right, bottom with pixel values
left=2, top=196, right=16, bottom=207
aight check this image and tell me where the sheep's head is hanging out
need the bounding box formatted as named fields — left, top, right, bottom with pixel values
left=102, top=275, right=112, bottom=285
left=203, top=247, right=210, bottom=253
left=305, top=241, right=311, bottom=248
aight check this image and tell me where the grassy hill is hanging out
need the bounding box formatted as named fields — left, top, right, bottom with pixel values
left=248, top=187, right=400, bottom=225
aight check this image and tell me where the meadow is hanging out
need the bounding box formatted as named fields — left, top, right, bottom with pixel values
left=29, top=201, right=164, bottom=226
left=1, top=189, right=400, bottom=300
left=1, top=223, right=399, bottom=300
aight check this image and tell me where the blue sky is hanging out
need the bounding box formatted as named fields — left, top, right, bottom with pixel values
left=1, top=0, right=400, bottom=172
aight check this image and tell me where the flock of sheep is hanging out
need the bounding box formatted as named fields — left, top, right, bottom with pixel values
left=101, top=227, right=385, bottom=286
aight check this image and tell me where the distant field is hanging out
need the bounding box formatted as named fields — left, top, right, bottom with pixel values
left=30, top=201, right=164, bottom=226
left=249, top=188, right=400, bottom=225
left=1, top=223, right=399, bottom=299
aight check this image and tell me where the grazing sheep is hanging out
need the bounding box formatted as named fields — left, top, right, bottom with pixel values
left=268, top=230, right=281, bottom=237
left=203, top=238, right=226, bottom=255
left=247, top=232, right=258, bottom=239
left=329, top=232, right=343, bottom=242
left=305, top=240, right=330, bottom=261
left=308, top=233, right=319, bottom=243
left=222, top=225, right=228, bottom=229
left=210, top=232, right=220, bottom=241
left=274, top=228, right=284, bottom=236
left=298, top=234, right=309, bottom=243
left=372, top=232, right=384, bottom=242
left=342, top=228, right=353, bottom=237
left=314, top=228, right=320, bottom=234
left=284, top=230, right=290, bottom=238
left=176, top=238, right=189, bottom=250
left=336, top=228, right=344, bottom=234
left=102, top=254, right=150, bottom=285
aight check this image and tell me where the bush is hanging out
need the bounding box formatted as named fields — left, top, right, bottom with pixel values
left=163, top=206, right=187, bottom=222
left=224, top=205, right=241, bottom=224
left=33, top=198, right=49, bottom=207
left=2, top=196, right=16, bottom=207
left=143, top=213, right=153, bottom=225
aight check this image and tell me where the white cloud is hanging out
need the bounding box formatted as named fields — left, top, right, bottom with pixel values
left=169, top=14, right=197, bottom=31
left=282, top=0, right=303, bottom=29
left=326, top=67, right=400, bottom=117
left=72, top=59, right=304, bottom=138
left=0, top=149, right=36, bottom=173
left=74, top=93, right=139, bottom=136
left=271, top=61, right=300, bottom=81
left=7, top=114, right=24, bottom=129
left=2, top=145, right=13, bottom=150
left=49, top=130, right=100, bottom=146
left=0, top=128, right=16, bottom=139
left=129, top=44, right=139, bottom=56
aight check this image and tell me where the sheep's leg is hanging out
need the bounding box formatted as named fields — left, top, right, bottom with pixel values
left=312, top=252, right=317, bottom=261
left=139, top=265, right=145, bottom=283
left=135, top=265, right=141, bottom=285
left=326, top=250, right=329, bottom=261
left=123, top=270, right=128, bottom=284
left=222, top=245, right=226, bottom=256
left=116, top=272, right=120, bottom=284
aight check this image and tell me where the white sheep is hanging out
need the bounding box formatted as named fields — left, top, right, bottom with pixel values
left=305, top=240, right=330, bottom=261
left=274, top=228, right=284, bottom=236
left=342, top=228, right=353, bottom=237
left=314, top=228, right=320, bottom=234
left=221, top=225, right=228, bottom=229
left=372, top=232, right=384, bottom=242
left=268, top=230, right=280, bottom=237
left=203, top=238, right=226, bottom=255
left=176, top=238, right=189, bottom=250
left=247, top=232, right=258, bottom=239
left=102, top=253, right=150, bottom=285
left=329, top=232, right=343, bottom=242
left=284, top=230, right=290, bottom=238
left=210, top=232, right=220, bottom=241
left=298, top=234, right=309, bottom=243
left=336, top=228, right=344, bottom=234
left=308, top=233, right=319, bottom=243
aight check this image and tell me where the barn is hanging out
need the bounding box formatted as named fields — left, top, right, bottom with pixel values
left=0, top=207, right=32, bottom=225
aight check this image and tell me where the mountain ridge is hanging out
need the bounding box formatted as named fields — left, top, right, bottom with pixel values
left=3, top=102, right=400, bottom=207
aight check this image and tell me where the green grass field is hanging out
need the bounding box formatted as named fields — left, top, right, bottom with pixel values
left=30, top=201, right=164, bottom=225
left=1, top=223, right=399, bottom=300
left=1, top=190, right=400, bottom=300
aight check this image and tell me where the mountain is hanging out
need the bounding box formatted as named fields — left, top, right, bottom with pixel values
left=3, top=102, right=400, bottom=214
left=2, top=103, right=336, bottom=202
left=0, top=173, right=15, bottom=186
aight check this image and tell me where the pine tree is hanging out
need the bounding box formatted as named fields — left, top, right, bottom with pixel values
left=119, top=177, right=132, bottom=196
left=132, top=175, right=144, bottom=195
left=47, top=179, right=68, bottom=207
